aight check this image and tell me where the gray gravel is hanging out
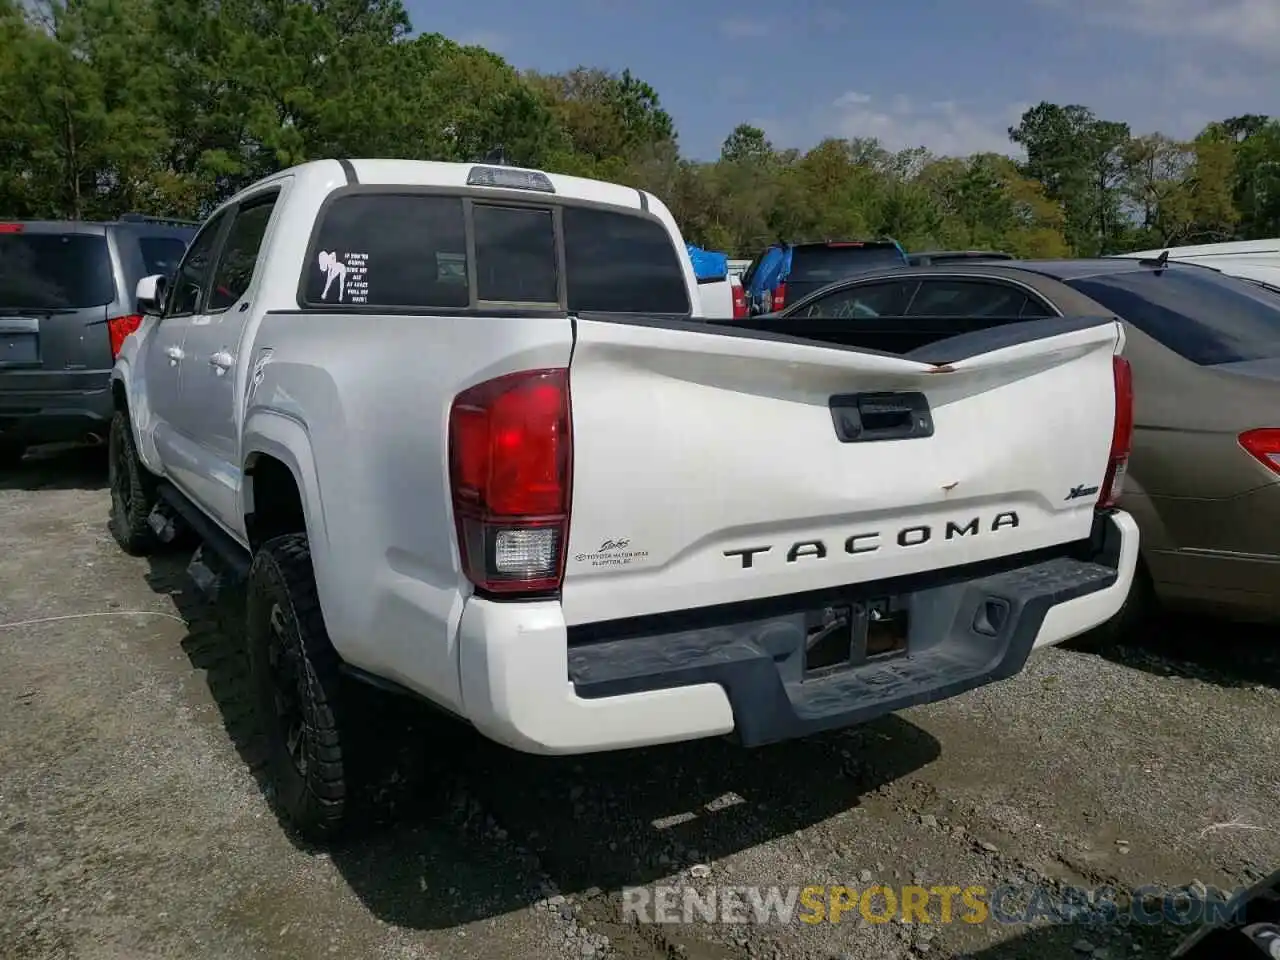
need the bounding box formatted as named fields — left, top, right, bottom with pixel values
left=2, top=445, right=1277, bottom=960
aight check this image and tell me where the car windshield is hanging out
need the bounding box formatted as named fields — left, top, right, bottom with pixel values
left=1066, top=267, right=1280, bottom=364
left=0, top=232, right=115, bottom=309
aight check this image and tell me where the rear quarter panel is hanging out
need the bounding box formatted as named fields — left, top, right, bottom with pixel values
left=243, top=309, right=574, bottom=710
left=1119, top=325, right=1280, bottom=603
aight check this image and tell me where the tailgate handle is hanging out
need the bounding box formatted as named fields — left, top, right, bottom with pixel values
left=829, top=392, right=934, bottom=443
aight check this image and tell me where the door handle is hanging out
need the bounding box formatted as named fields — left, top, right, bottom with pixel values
left=209, top=350, right=233, bottom=373
left=164, top=345, right=183, bottom=361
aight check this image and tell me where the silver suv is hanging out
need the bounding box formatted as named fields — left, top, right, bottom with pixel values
left=0, top=215, right=196, bottom=464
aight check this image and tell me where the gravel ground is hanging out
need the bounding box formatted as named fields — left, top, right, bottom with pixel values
left=2, top=446, right=1277, bottom=960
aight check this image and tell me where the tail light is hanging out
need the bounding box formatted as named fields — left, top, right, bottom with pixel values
left=731, top=278, right=748, bottom=319
left=1239, top=428, right=1280, bottom=475
left=448, top=368, right=572, bottom=595
left=0, top=223, right=23, bottom=234
left=1098, top=355, right=1134, bottom=509
left=771, top=282, right=787, bottom=312
left=107, top=314, right=144, bottom=358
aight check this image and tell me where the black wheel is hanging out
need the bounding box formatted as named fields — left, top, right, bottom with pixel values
left=245, top=533, right=347, bottom=842
left=107, top=410, right=159, bottom=555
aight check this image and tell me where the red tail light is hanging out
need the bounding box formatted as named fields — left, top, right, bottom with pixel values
left=448, top=368, right=572, bottom=594
left=731, top=278, right=748, bottom=319
left=1098, top=356, right=1134, bottom=509
left=1239, top=428, right=1280, bottom=475
left=107, top=314, right=144, bottom=358
left=0, top=223, right=23, bottom=234
left=771, top=282, right=787, bottom=312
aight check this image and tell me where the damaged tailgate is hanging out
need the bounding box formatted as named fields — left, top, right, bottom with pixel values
left=560, top=313, right=1124, bottom=626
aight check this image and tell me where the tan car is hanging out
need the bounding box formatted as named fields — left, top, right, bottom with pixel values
left=770, top=256, right=1280, bottom=626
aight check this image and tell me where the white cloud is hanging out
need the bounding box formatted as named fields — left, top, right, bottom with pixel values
left=825, top=93, right=1027, bottom=158
left=1037, top=0, right=1280, bottom=58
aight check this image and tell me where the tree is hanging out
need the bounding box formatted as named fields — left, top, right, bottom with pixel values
left=3, top=10, right=1279, bottom=261
left=1009, top=102, right=1130, bottom=254
left=526, top=66, right=675, bottom=171
left=1225, top=117, right=1280, bottom=238
left=720, top=124, right=771, bottom=165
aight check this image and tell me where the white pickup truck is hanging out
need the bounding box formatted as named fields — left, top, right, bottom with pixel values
left=108, top=158, right=1139, bottom=841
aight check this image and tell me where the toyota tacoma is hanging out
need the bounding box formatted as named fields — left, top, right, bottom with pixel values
left=107, top=158, right=1140, bottom=840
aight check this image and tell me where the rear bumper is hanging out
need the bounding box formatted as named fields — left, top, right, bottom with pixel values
left=0, top=371, right=113, bottom=445
left=458, top=510, right=1139, bottom=755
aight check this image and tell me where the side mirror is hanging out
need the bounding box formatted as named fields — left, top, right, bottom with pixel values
left=136, top=274, right=167, bottom=316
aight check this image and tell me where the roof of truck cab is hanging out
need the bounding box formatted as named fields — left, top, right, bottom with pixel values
left=237, top=158, right=652, bottom=213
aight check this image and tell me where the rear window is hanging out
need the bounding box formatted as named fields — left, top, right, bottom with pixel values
left=563, top=206, right=690, bottom=313
left=788, top=244, right=906, bottom=282
left=138, top=236, right=189, bottom=278
left=473, top=204, right=558, bottom=304
left=302, top=193, right=690, bottom=314
left=1066, top=268, right=1280, bottom=365
left=0, top=232, right=115, bottom=309
left=304, top=194, right=469, bottom=308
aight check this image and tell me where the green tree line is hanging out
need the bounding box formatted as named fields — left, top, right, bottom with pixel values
left=3, top=0, right=1279, bottom=258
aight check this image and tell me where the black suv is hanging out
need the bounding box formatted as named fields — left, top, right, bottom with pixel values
left=0, top=215, right=196, bottom=464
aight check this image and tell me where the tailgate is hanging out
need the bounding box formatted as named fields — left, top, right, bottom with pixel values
left=0, top=227, right=115, bottom=373
left=560, top=314, right=1123, bottom=626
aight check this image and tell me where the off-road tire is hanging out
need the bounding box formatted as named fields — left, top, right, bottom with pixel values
left=245, top=533, right=348, bottom=843
left=107, top=409, right=159, bottom=555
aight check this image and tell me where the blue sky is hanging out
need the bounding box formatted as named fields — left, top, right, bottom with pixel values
left=405, top=0, right=1277, bottom=162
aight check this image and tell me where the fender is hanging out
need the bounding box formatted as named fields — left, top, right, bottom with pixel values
left=240, top=410, right=342, bottom=638
left=1115, top=473, right=1173, bottom=553
left=241, top=411, right=330, bottom=551
left=111, top=321, right=166, bottom=475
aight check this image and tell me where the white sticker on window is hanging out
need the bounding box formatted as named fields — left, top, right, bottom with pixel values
left=316, top=250, right=369, bottom=304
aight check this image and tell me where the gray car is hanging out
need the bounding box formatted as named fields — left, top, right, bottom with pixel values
left=764, top=258, right=1280, bottom=626
left=0, top=215, right=196, bottom=464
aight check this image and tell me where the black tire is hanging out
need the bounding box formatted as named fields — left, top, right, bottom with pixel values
left=107, top=409, right=159, bottom=555
left=245, top=533, right=348, bottom=842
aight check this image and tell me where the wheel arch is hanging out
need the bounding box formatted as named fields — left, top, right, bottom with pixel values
left=241, top=416, right=328, bottom=553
